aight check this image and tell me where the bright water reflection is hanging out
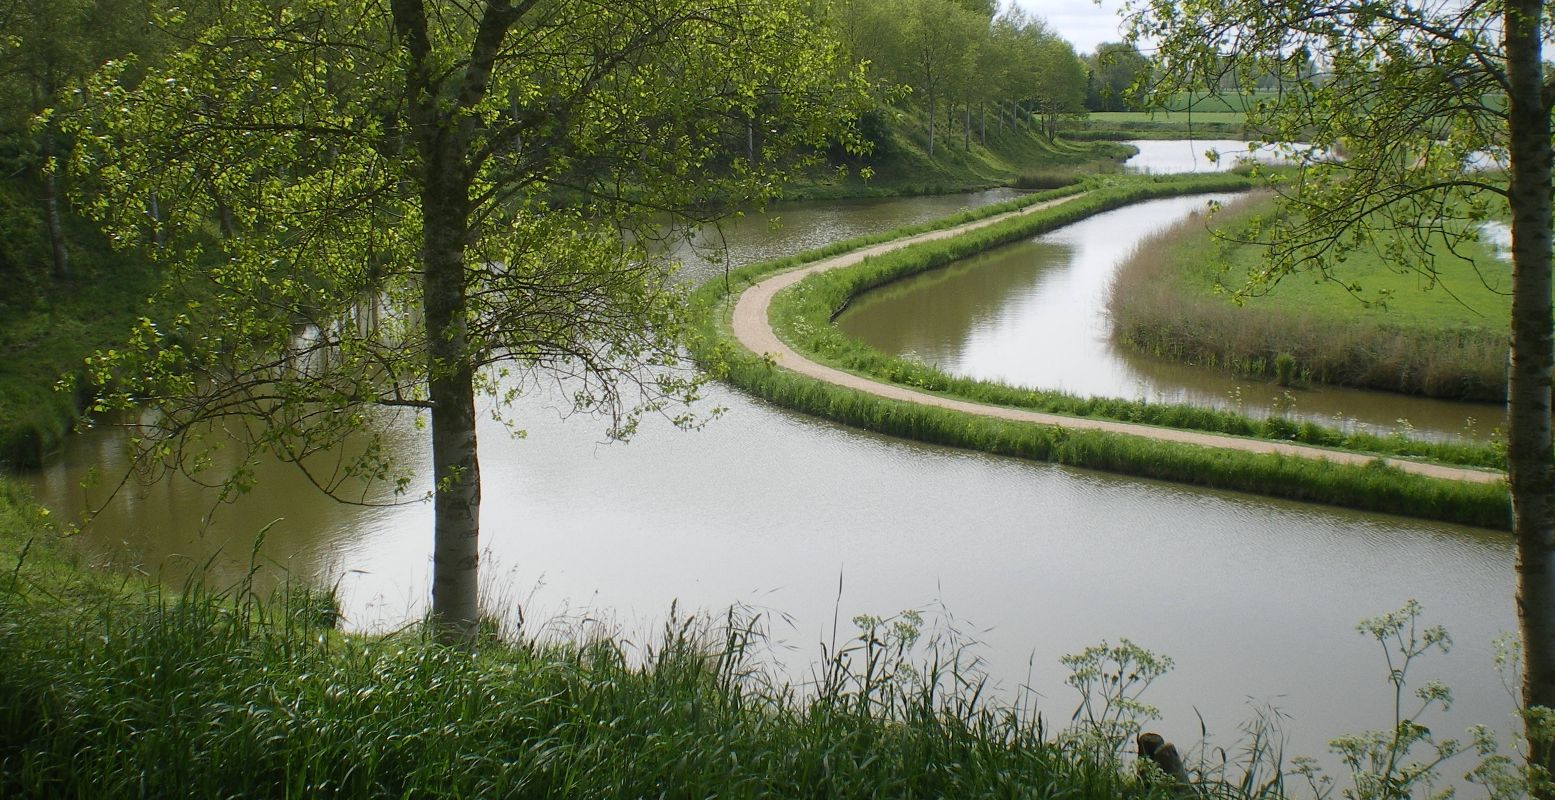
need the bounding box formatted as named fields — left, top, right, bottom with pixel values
left=23, top=179, right=1517, bottom=777
left=1123, top=139, right=1304, bottom=174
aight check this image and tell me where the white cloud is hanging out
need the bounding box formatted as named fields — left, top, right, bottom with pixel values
left=1006, top=0, right=1130, bottom=55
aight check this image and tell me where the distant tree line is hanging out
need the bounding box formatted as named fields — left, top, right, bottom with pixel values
left=0, top=0, right=163, bottom=294
left=0, top=0, right=1157, bottom=294
left=823, top=0, right=1094, bottom=155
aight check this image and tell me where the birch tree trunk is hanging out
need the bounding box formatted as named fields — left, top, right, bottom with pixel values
left=1505, top=0, right=1555, bottom=778
left=927, top=94, right=935, bottom=157
left=395, top=0, right=494, bottom=640
left=39, top=128, right=68, bottom=280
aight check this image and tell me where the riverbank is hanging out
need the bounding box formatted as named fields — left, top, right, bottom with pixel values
left=789, top=123, right=1133, bottom=199
left=689, top=175, right=1510, bottom=529
left=1108, top=193, right=1509, bottom=402
left=0, top=126, right=1132, bottom=471
left=0, top=177, right=163, bottom=469
left=1061, top=112, right=1248, bottom=141
left=0, top=475, right=1167, bottom=798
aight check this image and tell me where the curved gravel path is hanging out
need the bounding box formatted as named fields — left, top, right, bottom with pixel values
left=729, top=193, right=1506, bottom=486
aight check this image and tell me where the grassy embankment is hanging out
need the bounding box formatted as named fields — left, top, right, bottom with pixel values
left=0, top=477, right=1171, bottom=798
left=690, top=174, right=1510, bottom=530
left=1064, top=93, right=1267, bottom=140
left=793, top=100, right=1136, bottom=199
left=1109, top=192, right=1510, bottom=402
left=0, top=178, right=162, bottom=469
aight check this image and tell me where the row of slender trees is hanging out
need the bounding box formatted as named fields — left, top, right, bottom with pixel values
left=0, top=0, right=1133, bottom=292
left=0, top=0, right=159, bottom=284
left=825, top=0, right=1092, bottom=155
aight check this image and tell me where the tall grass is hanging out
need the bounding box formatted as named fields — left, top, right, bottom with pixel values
left=1014, top=161, right=1125, bottom=190
left=1, top=479, right=1530, bottom=798
left=0, top=503, right=1150, bottom=799
left=1108, top=194, right=1508, bottom=402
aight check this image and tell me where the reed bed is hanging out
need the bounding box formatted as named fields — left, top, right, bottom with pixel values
left=1108, top=195, right=1508, bottom=402
left=1013, top=161, right=1124, bottom=190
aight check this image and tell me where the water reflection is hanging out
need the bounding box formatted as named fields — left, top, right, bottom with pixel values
left=30, top=376, right=1517, bottom=774
left=1123, top=139, right=1306, bottom=174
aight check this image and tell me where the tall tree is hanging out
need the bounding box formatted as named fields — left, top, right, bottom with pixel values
left=892, top=0, right=980, bottom=157
left=1126, top=0, right=1555, bottom=783
left=1085, top=42, right=1149, bottom=112
left=0, top=0, right=148, bottom=280
left=989, top=6, right=1039, bottom=134
left=71, top=0, right=864, bottom=639
left=1030, top=35, right=1085, bottom=143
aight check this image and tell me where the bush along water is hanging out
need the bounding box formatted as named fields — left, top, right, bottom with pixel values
left=689, top=174, right=1509, bottom=529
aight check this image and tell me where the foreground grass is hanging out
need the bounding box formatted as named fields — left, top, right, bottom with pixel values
left=1109, top=192, right=1510, bottom=401
left=689, top=174, right=1510, bottom=529
left=0, top=480, right=1158, bottom=799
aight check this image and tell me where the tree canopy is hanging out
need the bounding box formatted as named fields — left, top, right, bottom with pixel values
left=69, top=0, right=867, bottom=637
left=823, top=0, right=1088, bottom=155
left=1085, top=42, right=1150, bottom=112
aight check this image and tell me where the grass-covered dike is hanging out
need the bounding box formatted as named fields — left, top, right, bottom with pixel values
left=689, top=174, right=1511, bottom=530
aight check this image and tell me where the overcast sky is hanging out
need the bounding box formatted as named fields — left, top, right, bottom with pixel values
left=1007, top=0, right=1131, bottom=55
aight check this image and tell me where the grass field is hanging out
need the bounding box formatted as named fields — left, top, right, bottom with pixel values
left=1215, top=203, right=1511, bottom=330
left=1088, top=110, right=1250, bottom=126
left=1109, top=192, right=1511, bottom=400
left=1159, top=91, right=1281, bottom=113
left=1067, top=92, right=1283, bottom=138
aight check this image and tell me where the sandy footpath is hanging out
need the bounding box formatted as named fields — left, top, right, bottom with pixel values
left=728, top=193, right=1506, bottom=486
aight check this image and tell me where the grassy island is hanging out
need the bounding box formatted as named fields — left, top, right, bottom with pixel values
left=1108, top=192, right=1511, bottom=402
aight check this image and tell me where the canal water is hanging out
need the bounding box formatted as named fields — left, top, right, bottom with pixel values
left=21, top=145, right=1520, bottom=777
